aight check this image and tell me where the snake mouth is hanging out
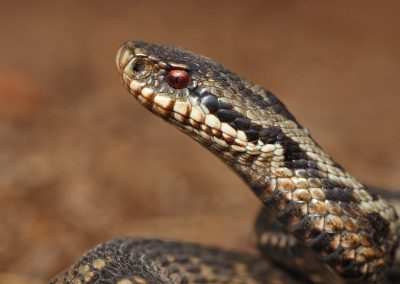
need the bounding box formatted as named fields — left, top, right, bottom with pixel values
left=129, top=79, right=190, bottom=122
left=125, top=77, right=267, bottom=155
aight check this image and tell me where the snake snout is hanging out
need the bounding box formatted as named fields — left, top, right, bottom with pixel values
left=116, top=41, right=201, bottom=121
left=115, top=43, right=135, bottom=76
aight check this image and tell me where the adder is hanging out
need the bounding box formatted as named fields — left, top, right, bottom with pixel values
left=51, top=41, right=400, bottom=284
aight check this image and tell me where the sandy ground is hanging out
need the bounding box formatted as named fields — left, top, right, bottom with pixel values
left=1, top=1, right=400, bottom=283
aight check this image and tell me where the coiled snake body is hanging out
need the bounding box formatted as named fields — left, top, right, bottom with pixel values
left=52, top=41, right=400, bottom=284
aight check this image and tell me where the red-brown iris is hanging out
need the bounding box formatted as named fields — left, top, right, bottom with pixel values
left=166, top=70, right=191, bottom=89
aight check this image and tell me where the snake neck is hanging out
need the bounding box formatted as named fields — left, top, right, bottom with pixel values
left=117, top=41, right=399, bottom=282
left=180, top=88, right=400, bottom=282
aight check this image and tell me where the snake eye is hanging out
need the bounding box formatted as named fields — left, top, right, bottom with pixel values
left=166, top=70, right=191, bottom=89
left=124, top=57, right=152, bottom=79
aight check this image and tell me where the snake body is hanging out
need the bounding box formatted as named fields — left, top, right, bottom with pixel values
left=52, top=41, right=400, bottom=284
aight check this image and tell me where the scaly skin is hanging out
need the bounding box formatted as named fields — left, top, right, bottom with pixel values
left=52, top=41, right=400, bottom=284
left=51, top=238, right=299, bottom=284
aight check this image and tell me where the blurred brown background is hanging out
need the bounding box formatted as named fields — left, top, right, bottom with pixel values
left=1, top=1, right=400, bottom=283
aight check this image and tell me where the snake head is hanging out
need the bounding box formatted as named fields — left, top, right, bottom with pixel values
left=116, top=40, right=300, bottom=156
left=116, top=41, right=203, bottom=122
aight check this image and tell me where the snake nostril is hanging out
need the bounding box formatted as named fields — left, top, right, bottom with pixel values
left=133, top=61, right=145, bottom=73
left=124, top=57, right=152, bottom=79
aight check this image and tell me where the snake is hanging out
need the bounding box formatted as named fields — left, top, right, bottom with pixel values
left=51, top=41, right=400, bottom=284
